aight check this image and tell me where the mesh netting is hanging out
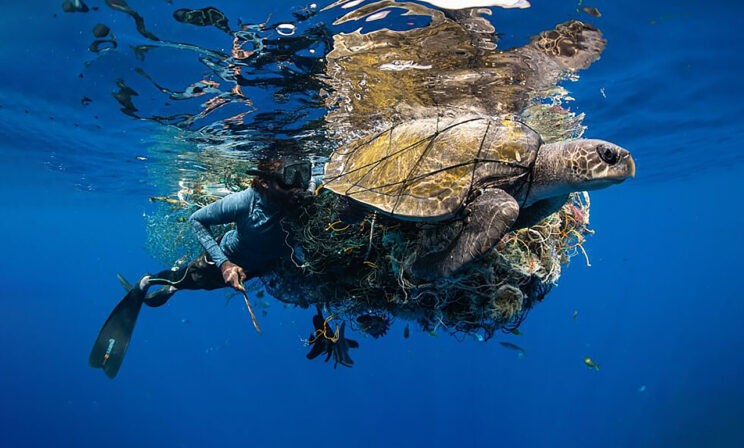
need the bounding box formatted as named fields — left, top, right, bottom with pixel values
left=145, top=172, right=592, bottom=341
left=263, top=189, right=592, bottom=340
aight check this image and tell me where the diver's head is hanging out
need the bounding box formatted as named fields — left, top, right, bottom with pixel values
left=247, top=158, right=312, bottom=207
left=248, top=158, right=311, bottom=190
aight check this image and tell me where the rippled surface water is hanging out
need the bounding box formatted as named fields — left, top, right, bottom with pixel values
left=1, top=1, right=742, bottom=447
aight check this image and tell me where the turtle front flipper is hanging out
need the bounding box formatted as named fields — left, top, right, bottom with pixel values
left=413, top=188, right=519, bottom=279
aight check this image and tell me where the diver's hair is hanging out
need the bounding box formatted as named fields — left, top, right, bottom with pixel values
left=250, top=159, right=283, bottom=190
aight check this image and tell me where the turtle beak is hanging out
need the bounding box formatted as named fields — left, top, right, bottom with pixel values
left=611, top=149, right=635, bottom=181
left=625, top=152, right=636, bottom=178
left=626, top=154, right=636, bottom=178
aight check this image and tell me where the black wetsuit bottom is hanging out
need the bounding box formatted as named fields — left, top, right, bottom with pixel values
left=149, top=253, right=229, bottom=292
left=144, top=253, right=276, bottom=307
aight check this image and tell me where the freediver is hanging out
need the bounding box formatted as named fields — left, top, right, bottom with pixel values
left=90, top=159, right=313, bottom=378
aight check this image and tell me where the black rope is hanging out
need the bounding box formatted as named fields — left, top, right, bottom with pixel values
left=518, top=139, right=542, bottom=209
left=325, top=117, right=542, bottom=214
left=467, top=119, right=491, bottom=197
left=148, top=259, right=196, bottom=287
left=391, top=120, right=448, bottom=214
left=324, top=116, right=486, bottom=185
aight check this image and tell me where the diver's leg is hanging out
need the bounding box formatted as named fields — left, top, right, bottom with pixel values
left=90, top=255, right=220, bottom=376
left=140, top=254, right=228, bottom=306
left=134, top=267, right=184, bottom=307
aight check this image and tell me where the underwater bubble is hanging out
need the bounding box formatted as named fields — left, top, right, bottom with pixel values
left=62, top=0, right=89, bottom=13
left=276, top=23, right=296, bottom=36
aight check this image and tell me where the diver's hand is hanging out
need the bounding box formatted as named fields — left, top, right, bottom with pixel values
left=220, top=261, right=247, bottom=291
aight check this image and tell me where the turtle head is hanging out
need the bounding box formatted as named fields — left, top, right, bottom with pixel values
left=530, top=139, right=635, bottom=202
left=560, top=139, right=635, bottom=188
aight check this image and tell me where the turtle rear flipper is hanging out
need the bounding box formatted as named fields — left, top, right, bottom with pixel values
left=502, top=20, right=605, bottom=99
left=529, top=20, right=606, bottom=72
left=413, top=188, right=519, bottom=279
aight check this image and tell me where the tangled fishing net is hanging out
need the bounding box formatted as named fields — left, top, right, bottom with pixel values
left=265, top=188, right=592, bottom=341
left=145, top=171, right=592, bottom=342
left=138, top=2, right=601, bottom=342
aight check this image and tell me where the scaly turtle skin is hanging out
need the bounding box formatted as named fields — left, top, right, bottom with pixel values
left=323, top=115, right=635, bottom=278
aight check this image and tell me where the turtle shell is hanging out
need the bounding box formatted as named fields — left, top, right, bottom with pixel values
left=323, top=116, right=541, bottom=220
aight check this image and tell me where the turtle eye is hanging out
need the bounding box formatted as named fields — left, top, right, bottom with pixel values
left=597, top=145, right=618, bottom=165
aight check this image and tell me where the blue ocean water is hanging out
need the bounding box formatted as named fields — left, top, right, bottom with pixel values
left=1, top=1, right=742, bottom=447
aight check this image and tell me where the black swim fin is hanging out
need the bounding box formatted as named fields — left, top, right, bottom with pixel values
left=89, top=289, right=144, bottom=379
left=117, top=273, right=173, bottom=307
left=116, top=272, right=134, bottom=292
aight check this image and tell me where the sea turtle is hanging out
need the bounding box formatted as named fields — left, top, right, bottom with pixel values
left=322, top=115, right=635, bottom=278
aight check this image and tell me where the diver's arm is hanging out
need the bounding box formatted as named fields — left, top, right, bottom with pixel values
left=189, top=188, right=256, bottom=268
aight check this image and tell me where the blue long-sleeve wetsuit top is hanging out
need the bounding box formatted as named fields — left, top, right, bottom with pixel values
left=189, top=188, right=287, bottom=274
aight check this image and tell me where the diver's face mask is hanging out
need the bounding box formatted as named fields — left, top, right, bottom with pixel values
left=281, top=161, right=311, bottom=190
left=247, top=161, right=311, bottom=190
